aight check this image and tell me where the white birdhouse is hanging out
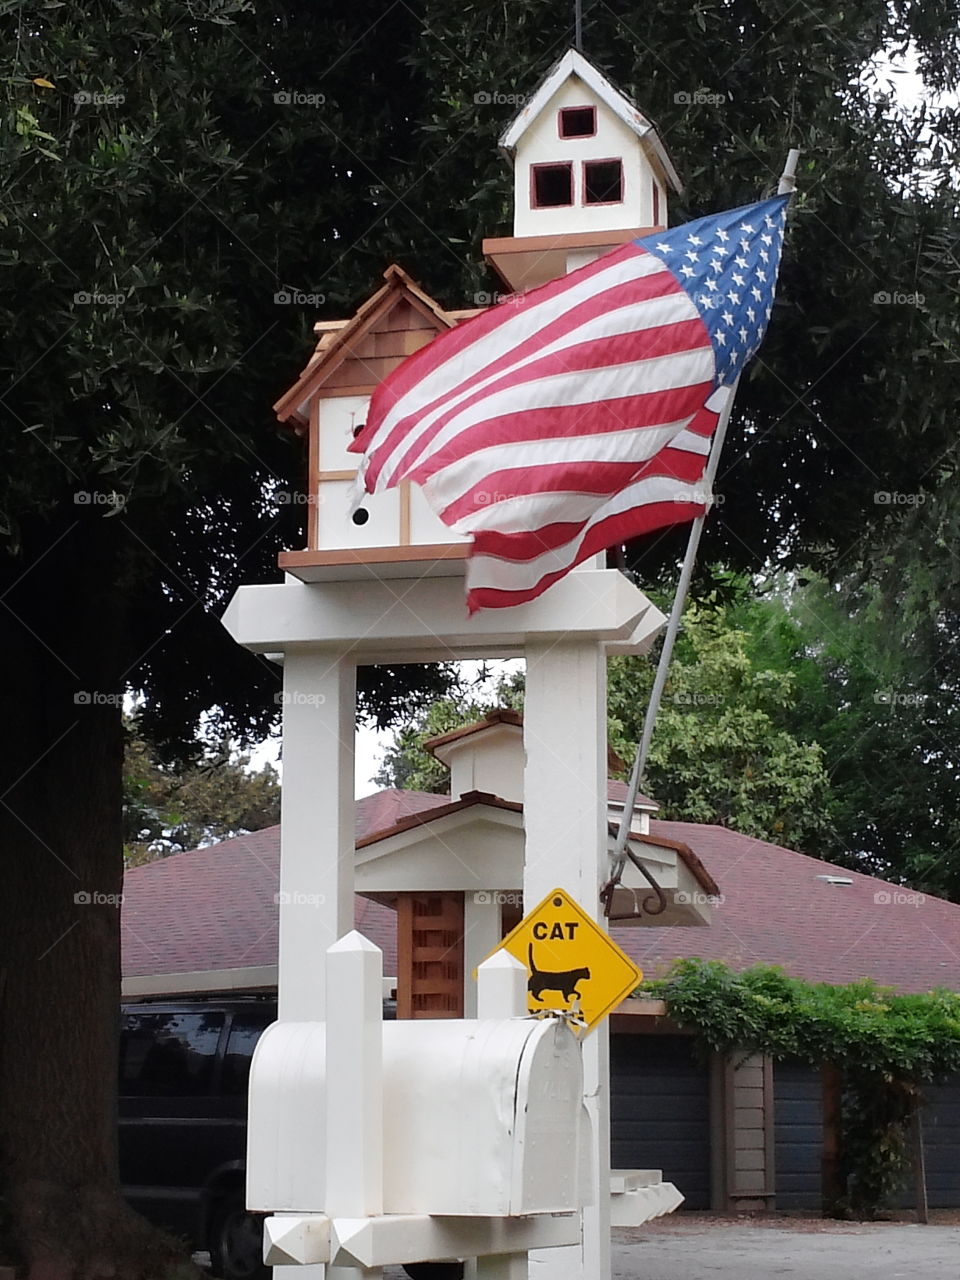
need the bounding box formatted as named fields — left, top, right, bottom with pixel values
left=484, top=49, right=682, bottom=292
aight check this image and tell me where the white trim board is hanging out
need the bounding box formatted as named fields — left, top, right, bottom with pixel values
left=122, top=966, right=399, bottom=1000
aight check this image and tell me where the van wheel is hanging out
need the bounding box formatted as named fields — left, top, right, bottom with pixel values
left=402, top=1265, right=465, bottom=1280
left=208, top=1191, right=268, bottom=1280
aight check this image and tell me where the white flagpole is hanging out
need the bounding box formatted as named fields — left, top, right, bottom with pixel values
left=609, top=150, right=800, bottom=870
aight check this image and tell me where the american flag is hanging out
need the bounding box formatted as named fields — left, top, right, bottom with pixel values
left=350, top=195, right=789, bottom=612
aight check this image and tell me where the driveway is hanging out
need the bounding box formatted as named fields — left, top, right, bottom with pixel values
left=612, top=1217, right=960, bottom=1279
left=382, top=1216, right=960, bottom=1279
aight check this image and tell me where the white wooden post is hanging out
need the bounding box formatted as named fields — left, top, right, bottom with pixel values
left=273, top=651, right=356, bottom=1280
left=477, top=950, right=529, bottom=1280
left=325, top=932, right=383, bottom=1216
left=325, top=931, right=384, bottom=1279
left=278, top=650, right=356, bottom=1021
left=523, top=639, right=611, bottom=1280
left=477, top=950, right=528, bottom=1018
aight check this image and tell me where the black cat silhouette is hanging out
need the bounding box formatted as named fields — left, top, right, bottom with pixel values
left=527, top=942, right=590, bottom=1003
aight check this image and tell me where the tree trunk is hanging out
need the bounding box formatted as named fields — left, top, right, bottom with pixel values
left=0, top=515, right=199, bottom=1279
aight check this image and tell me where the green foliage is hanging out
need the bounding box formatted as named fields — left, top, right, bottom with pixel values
left=643, top=958, right=960, bottom=1217
left=122, top=718, right=279, bottom=865
left=726, top=577, right=960, bottom=898
left=840, top=1074, right=918, bottom=1218
left=0, top=0, right=462, bottom=756
left=609, top=593, right=834, bottom=850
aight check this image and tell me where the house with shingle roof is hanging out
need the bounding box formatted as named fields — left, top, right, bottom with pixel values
left=120, top=711, right=960, bottom=1213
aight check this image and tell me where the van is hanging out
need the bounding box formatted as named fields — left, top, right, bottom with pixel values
left=118, top=995, right=457, bottom=1280
left=119, top=997, right=275, bottom=1280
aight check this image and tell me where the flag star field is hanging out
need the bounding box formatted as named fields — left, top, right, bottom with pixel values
left=641, top=196, right=787, bottom=388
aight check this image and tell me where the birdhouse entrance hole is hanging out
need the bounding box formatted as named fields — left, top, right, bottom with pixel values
left=532, top=162, right=574, bottom=208
left=584, top=159, right=623, bottom=205
left=559, top=105, right=596, bottom=138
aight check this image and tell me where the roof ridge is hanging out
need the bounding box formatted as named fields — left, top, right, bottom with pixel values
left=123, top=824, right=283, bottom=878
left=650, top=818, right=960, bottom=906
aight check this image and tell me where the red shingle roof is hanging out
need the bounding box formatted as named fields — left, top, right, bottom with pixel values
left=604, top=779, right=659, bottom=811
left=121, top=793, right=960, bottom=994
left=617, top=821, right=960, bottom=992
left=121, top=790, right=448, bottom=980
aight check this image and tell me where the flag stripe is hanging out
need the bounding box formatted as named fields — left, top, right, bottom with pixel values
left=467, top=501, right=705, bottom=611
left=359, top=248, right=678, bottom=487
left=379, top=300, right=706, bottom=489
left=403, top=343, right=713, bottom=489
left=428, top=417, right=705, bottom=526
left=466, top=474, right=711, bottom=607
left=465, top=438, right=714, bottom=562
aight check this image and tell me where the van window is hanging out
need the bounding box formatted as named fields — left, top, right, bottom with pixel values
left=221, top=1013, right=270, bottom=1095
left=120, top=1012, right=224, bottom=1097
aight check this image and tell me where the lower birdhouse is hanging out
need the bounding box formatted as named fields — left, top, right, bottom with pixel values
left=273, top=267, right=474, bottom=582
left=307, top=392, right=468, bottom=557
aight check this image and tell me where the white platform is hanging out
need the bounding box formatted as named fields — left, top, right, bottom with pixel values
left=609, top=1169, right=684, bottom=1227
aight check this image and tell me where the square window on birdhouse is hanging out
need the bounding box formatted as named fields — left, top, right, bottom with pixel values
left=583, top=158, right=623, bottom=205
left=531, top=162, right=573, bottom=208
left=558, top=105, right=596, bottom=138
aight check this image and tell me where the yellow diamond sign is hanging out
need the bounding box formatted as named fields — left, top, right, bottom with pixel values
left=492, top=887, right=642, bottom=1034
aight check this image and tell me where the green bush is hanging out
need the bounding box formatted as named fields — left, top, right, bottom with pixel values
left=640, top=959, right=960, bottom=1217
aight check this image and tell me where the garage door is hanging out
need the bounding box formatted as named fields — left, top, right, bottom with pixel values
left=773, top=1059, right=822, bottom=1210
left=920, top=1076, right=960, bottom=1207
left=895, top=1075, right=960, bottom=1210
left=610, top=1034, right=711, bottom=1209
left=775, top=1066, right=960, bottom=1211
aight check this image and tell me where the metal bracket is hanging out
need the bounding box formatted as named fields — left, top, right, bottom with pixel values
left=600, top=843, right=668, bottom=922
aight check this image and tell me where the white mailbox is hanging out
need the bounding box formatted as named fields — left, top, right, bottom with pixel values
left=384, top=1017, right=584, bottom=1216
left=247, top=1016, right=585, bottom=1218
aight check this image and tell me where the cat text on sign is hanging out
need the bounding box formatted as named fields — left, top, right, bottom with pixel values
left=489, top=887, right=643, bottom=1034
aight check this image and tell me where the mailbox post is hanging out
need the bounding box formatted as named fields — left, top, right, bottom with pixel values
left=224, top=574, right=664, bottom=1279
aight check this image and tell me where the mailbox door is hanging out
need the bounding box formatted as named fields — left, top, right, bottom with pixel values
left=246, top=1022, right=326, bottom=1212
left=511, top=1019, right=584, bottom=1214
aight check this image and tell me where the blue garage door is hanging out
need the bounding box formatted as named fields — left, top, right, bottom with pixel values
left=895, top=1075, right=960, bottom=1210
left=610, top=1034, right=711, bottom=1209
left=773, top=1059, right=822, bottom=1210
left=920, top=1076, right=960, bottom=1207
left=775, top=1065, right=960, bottom=1211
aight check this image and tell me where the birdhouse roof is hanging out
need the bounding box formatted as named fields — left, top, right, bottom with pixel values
left=499, top=48, right=683, bottom=195
left=273, top=264, right=463, bottom=429
left=424, top=708, right=523, bottom=756
left=423, top=707, right=645, bottom=789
